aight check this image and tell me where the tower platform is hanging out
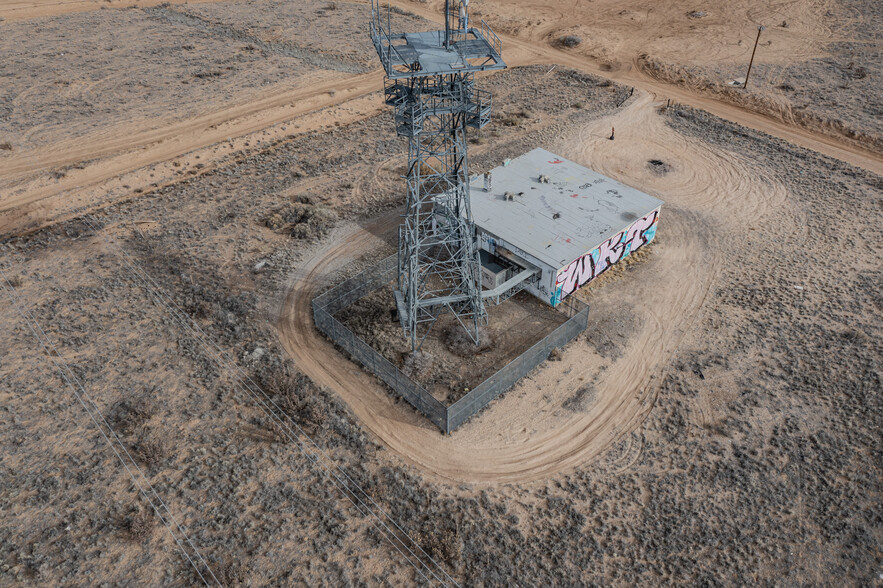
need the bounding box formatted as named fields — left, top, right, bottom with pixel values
left=371, top=12, right=505, bottom=79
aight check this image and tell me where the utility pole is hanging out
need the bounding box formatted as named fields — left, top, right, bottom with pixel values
left=743, top=25, right=765, bottom=90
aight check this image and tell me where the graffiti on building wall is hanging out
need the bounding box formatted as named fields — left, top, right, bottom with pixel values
left=550, top=209, right=659, bottom=305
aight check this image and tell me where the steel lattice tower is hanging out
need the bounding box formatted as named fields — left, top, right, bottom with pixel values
left=370, top=0, right=506, bottom=350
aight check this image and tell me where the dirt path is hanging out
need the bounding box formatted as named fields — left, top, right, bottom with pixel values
left=387, top=0, right=882, bottom=175
left=0, top=72, right=379, bottom=202
left=0, top=77, right=384, bottom=235
left=2, top=0, right=878, bottom=237
left=0, top=0, right=229, bottom=21
left=277, top=93, right=792, bottom=484
left=0, top=71, right=374, bottom=179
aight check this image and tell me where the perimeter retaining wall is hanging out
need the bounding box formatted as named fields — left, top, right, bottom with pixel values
left=312, top=255, right=589, bottom=433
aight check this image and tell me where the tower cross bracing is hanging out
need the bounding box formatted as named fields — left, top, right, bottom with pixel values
left=370, top=0, right=506, bottom=351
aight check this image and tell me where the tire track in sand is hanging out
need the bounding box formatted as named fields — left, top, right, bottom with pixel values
left=277, top=93, right=791, bottom=484
left=0, top=75, right=383, bottom=236
left=3, top=0, right=877, bottom=238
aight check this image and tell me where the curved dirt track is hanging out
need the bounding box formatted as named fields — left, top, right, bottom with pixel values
left=3, top=0, right=879, bottom=237
left=1, top=72, right=375, bottom=179
left=278, top=93, right=791, bottom=484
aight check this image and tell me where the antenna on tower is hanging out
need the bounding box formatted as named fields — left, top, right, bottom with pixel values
left=444, top=0, right=451, bottom=49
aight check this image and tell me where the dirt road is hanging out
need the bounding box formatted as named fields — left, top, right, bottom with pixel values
left=2, top=0, right=879, bottom=238
left=0, top=73, right=383, bottom=235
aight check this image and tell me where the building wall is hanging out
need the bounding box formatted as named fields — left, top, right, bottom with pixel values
left=476, top=207, right=660, bottom=307
left=476, top=229, right=556, bottom=302
left=549, top=208, right=660, bottom=306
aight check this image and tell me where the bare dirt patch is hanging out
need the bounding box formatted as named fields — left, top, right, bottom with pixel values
left=338, top=287, right=568, bottom=403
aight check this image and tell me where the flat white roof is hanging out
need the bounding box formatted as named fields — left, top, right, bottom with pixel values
left=470, top=148, right=664, bottom=270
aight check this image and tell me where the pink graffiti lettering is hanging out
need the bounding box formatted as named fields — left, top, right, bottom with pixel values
left=595, top=232, right=626, bottom=274
left=558, top=255, right=595, bottom=296
left=624, top=210, right=658, bottom=249
left=555, top=210, right=659, bottom=300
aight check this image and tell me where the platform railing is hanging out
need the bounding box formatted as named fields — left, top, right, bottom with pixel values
left=369, top=3, right=413, bottom=76
left=478, top=19, right=503, bottom=58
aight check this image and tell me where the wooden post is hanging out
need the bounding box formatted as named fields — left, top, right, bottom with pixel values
left=744, top=25, right=765, bottom=90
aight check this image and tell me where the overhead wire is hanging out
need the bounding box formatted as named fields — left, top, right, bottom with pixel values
left=80, top=216, right=460, bottom=587
left=0, top=267, right=221, bottom=587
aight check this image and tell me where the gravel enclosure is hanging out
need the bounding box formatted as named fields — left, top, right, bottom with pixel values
left=338, top=287, right=568, bottom=403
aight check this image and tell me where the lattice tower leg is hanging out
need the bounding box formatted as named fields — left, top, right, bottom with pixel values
left=396, top=73, right=486, bottom=351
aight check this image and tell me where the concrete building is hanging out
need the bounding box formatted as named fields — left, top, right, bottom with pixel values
left=469, top=148, right=664, bottom=307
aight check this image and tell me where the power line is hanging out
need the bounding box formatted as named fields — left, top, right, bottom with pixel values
left=82, top=216, right=456, bottom=585
left=80, top=217, right=460, bottom=587
left=0, top=267, right=221, bottom=587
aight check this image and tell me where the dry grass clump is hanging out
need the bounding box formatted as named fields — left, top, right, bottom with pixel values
left=260, top=364, right=328, bottom=434
left=498, top=109, right=532, bottom=127
left=563, top=382, right=596, bottom=412
left=559, top=35, right=582, bottom=48
left=413, top=517, right=462, bottom=565
left=264, top=197, right=337, bottom=240
left=402, top=351, right=436, bottom=381
left=0, top=141, right=12, bottom=151
left=256, top=362, right=368, bottom=451
left=208, top=559, right=244, bottom=586
left=264, top=212, right=285, bottom=231
left=113, top=394, right=158, bottom=435
left=122, top=505, right=155, bottom=540
left=134, top=431, right=170, bottom=469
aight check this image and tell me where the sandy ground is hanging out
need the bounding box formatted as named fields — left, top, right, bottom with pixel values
left=2, top=0, right=881, bottom=237
left=1, top=0, right=881, bottom=585
left=276, top=91, right=793, bottom=483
